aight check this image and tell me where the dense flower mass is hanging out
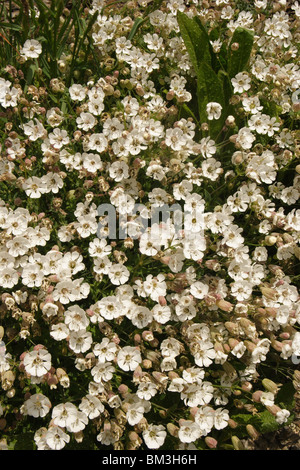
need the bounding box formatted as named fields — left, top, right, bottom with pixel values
left=0, top=0, right=299, bottom=451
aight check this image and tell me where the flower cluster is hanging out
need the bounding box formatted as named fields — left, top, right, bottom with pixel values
left=0, top=0, right=299, bottom=451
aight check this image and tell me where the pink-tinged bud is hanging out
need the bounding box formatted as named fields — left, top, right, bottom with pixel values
left=205, top=436, right=218, bottom=449
left=214, top=341, right=225, bottom=353
left=142, top=331, right=154, bottom=342
left=246, top=424, right=260, bottom=440
left=142, top=359, right=152, bottom=369
left=46, top=373, right=59, bottom=388
left=231, top=42, right=240, bottom=51
left=33, top=344, right=45, bottom=351
left=118, top=384, right=129, bottom=396
left=229, top=338, right=240, bottom=350
left=225, top=322, right=239, bottom=335
left=152, top=371, right=168, bottom=385
left=260, top=286, right=277, bottom=300
left=241, top=381, right=252, bottom=392
left=205, top=259, right=221, bottom=271
left=279, top=332, right=290, bottom=340
left=86, top=309, right=95, bottom=317
left=217, top=299, right=234, bottom=312
left=128, top=431, right=139, bottom=442
left=38, top=212, right=45, bottom=219
left=134, top=334, right=141, bottom=345
left=271, top=339, right=283, bottom=352
left=252, top=390, right=263, bottom=403
left=244, top=340, right=256, bottom=352
left=168, top=371, right=179, bottom=380
left=266, top=405, right=281, bottom=416
left=133, top=366, right=143, bottom=380
left=111, top=334, right=120, bottom=345
left=19, top=351, right=27, bottom=361
left=158, top=296, right=167, bottom=306
left=166, top=90, right=175, bottom=100
left=231, top=152, right=244, bottom=165
left=265, top=307, right=277, bottom=317
left=189, top=407, right=198, bottom=418
left=48, top=275, right=59, bottom=283
left=223, top=343, right=231, bottom=354
left=228, top=419, right=238, bottom=429
left=103, top=421, right=111, bottom=432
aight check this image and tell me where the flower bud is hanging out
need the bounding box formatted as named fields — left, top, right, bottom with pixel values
left=231, top=42, right=240, bottom=51
left=225, top=322, right=239, bottom=335
left=167, top=422, right=178, bottom=437
left=231, top=436, right=245, bottom=450
left=241, top=381, right=252, bottom=392
left=265, top=235, right=277, bottom=246
left=266, top=404, right=281, bottom=416
left=252, top=390, right=263, bottom=403
left=262, top=379, right=279, bottom=395
left=217, top=299, right=234, bottom=312
left=205, top=436, right=218, bottom=448
left=246, top=424, right=260, bottom=440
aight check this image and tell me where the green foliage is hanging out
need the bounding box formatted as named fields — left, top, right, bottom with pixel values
left=227, top=27, right=254, bottom=78
left=177, top=12, right=255, bottom=140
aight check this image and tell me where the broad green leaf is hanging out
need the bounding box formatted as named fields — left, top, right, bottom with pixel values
left=227, top=27, right=254, bottom=78
left=177, top=11, right=211, bottom=73
left=277, top=381, right=296, bottom=411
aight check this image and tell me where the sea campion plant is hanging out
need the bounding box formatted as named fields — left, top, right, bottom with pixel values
left=0, top=0, right=299, bottom=450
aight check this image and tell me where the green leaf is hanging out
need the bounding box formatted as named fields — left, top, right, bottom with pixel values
left=14, top=432, right=35, bottom=450
left=253, top=410, right=279, bottom=434
left=227, top=27, right=254, bottom=78
left=277, top=381, right=296, bottom=411
left=128, top=17, right=148, bottom=41
left=177, top=11, right=211, bottom=73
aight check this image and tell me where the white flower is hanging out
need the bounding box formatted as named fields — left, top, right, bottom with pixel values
left=23, top=349, right=52, bottom=377
left=126, top=403, right=145, bottom=426
left=117, top=346, right=141, bottom=371
left=79, top=395, right=104, bottom=419
left=68, top=330, right=93, bottom=354
left=213, top=408, right=229, bottom=430
left=108, top=263, right=130, bottom=285
left=260, top=392, right=275, bottom=407
left=23, top=394, right=51, bottom=418
left=206, top=102, right=222, bottom=120
left=143, top=424, right=167, bottom=449
left=45, top=426, right=70, bottom=450
left=275, top=409, right=290, bottom=425
left=190, top=281, right=209, bottom=299
left=20, top=39, right=42, bottom=59
left=178, top=420, right=201, bottom=443
left=231, top=72, right=251, bottom=93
